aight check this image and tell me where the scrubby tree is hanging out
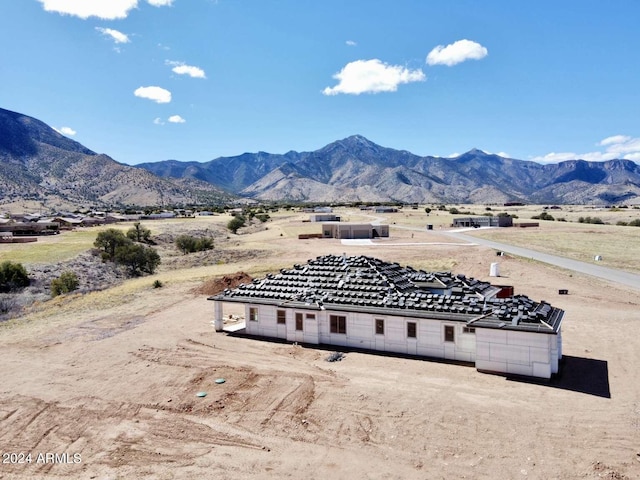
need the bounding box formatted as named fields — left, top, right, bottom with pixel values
left=51, top=271, right=79, bottom=297
left=94, top=229, right=129, bottom=260
left=0, top=261, right=30, bottom=293
left=114, top=244, right=161, bottom=276
left=424, top=207, right=432, bottom=215
left=126, top=222, right=152, bottom=243
left=227, top=216, right=245, bottom=234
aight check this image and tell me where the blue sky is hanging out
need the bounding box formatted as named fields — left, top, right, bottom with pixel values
left=1, top=0, right=640, bottom=165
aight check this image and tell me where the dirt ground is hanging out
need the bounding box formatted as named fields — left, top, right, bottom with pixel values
left=1, top=211, right=639, bottom=479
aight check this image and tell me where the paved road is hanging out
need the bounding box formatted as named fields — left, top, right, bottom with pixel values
left=442, top=230, right=640, bottom=290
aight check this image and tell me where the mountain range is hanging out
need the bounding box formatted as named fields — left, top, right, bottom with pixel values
left=0, top=107, right=231, bottom=209
left=140, top=135, right=640, bottom=205
left=2, top=106, right=640, bottom=207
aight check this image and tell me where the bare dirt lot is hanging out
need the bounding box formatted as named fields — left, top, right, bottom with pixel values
left=1, top=209, right=639, bottom=479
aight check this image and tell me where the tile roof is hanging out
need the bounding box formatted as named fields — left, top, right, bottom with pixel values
left=210, top=254, right=563, bottom=334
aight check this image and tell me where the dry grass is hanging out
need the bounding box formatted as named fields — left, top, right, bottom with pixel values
left=469, top=221, right=640, bottom=273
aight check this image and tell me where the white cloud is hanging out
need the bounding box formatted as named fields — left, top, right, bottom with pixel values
left=599, top=135, right=631, bottom=146
left=426, top=39, right=488, bottom=67
left=532, top=135, right=640, bottom=163
left=346, top=40, right=357, bottom=46
left=95, top=27, right=130, bottom=44
left=134, top=86, right=172, bottom=103
left=153, top=117, right=165, bottom=125
left=168, top=115, right=186, bottom=123
left=37, top=0, right=138, bottom=19
left=38, top=0, right=173, bottom=19
left=496, top=152, right=510, bottom=158
left=54, top=126, right=76, bottom=136
left=322, top=59, right=426, bottom=96
left=166, top=61, right=207, bottom=79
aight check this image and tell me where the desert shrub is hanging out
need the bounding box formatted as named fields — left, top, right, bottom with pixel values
left=448, top=207, right=460, bottom=214
left=0, top=261, right=30, bottom=293
left=114, top=244, right=161, bottom=276
left=424, top=207, right=432, bottom=214
left=0, top=294, right=17, bottom=314
left=227, top=216, right=246, bottom=234
left=531, top=212, right=554, bottom=221
left=629, top=219, right=640, bottom=227
left=255, top=213, right=270, bottom=223
left=578, top=216, right=604, bottom=225
left=51, top=271, right=79, bottom=297
left=126, top=222, right=152, bottom=243
left=175, top=235, right=214, bottom=254
left=153, top=279, right=163, bottom=288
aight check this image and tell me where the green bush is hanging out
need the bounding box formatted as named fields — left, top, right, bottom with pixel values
left=531, top=212, right=555, bottom=221
left=94, top=230, right=161, bottom=276
left=578, top=216, right=604, bottom=225
left=126, top=222, right=152, bottom=243
left=227, top=216, right=246, bottom=234
left=175, top=235, right=214, bottom=254
left=51, top=271, right=79, bottom=297
left=153, top=279, right=163, bottom=288
left=0, top=261, right=30, bottom=293
left=94, top=229, right=129, bottom=260
left=114, top=244, right=161, bottom=276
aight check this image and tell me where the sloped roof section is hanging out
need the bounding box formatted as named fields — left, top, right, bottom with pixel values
left=210, top=255, right=563, bottom=334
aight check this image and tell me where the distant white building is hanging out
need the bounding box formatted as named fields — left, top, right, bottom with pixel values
left=210, top=255, right=564, bottom=379
left=453, top=216, right=513, bottom=228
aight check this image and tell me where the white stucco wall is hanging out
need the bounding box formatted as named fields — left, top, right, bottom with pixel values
left=221, top=302, right=559, bottom=379
left=475, top=328, right=559, bottom=378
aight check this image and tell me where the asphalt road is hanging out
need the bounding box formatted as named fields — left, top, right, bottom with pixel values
left=442, top=230, right=640, bottom=290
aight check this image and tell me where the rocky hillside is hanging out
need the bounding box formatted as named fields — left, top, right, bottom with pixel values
left=0, top=107, right=233, bottom=208
left=141, top=135, right=640, bottom=205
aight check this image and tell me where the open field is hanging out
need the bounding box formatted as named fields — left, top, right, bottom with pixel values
left=1, top=208, right=639, bottom=479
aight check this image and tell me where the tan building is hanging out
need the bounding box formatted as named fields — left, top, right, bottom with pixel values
left=321, top=223, right=389, bottom=239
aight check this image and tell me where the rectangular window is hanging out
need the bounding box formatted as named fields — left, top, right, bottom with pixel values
left=330, top=315, right=347, bottom=334
left=277, top=310, right=286, bottom=325
left=407, top=322, right=417, bottom=338
left=462, top=326, right=475, bottom=334
left=444, top=325, right=455, bottom=342
left=295, top=313, right=303, bottom=331
left=306, top=313, right=316, bottom=320
left=375, top=319, right=384, bottom=335
left=249, top=307, right=258, bottom=322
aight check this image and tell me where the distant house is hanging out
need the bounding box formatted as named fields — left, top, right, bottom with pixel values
left=374, top=206, right=398, bottom=213
left=53, top=217, right=82, bottom=229
left=0, top=221, right=59, bottom=235
left=310, top=213, right=340, bottom=222
left=80, top=217, right=106, bottom=227
left=210, top=255, right=564, bottom=379
left=321, top=223, right=389, bottom=239
left=452, top=216, right=513, bottom=228
left=143, top=212, right=176, bottom=220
